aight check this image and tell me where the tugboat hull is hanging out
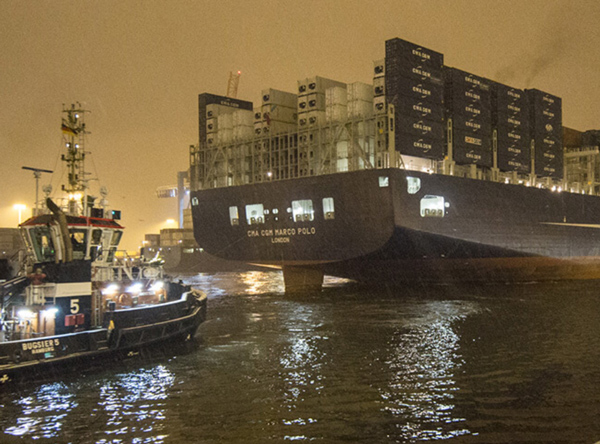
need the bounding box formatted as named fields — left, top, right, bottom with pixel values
left=0, top=291, right=206, bottom=384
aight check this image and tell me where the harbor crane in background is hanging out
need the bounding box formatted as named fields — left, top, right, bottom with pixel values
left=227, top=70, right=242, bottom=98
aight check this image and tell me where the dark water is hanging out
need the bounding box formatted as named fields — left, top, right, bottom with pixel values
left=1, top=271, right=600, bottom=443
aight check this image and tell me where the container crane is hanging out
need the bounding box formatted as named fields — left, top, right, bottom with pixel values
left=227, top=70, right=242, bottom=98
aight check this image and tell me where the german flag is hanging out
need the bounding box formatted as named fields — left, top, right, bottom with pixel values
left=61, top=122, right=77, bottom=137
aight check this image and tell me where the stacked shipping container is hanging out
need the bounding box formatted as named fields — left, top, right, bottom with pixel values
left=195, top=38, right=566, bottom=188
left=492, top=82, right=530, bottom=173
left=260, top=89, right=297, bottom=135
left=384, top=38, right=445, bottom=159
left=297, top=76, right=346, bottom=128
left=526, top=89, right=563, bottom=179
left=445, top=67, right=493, bottom=167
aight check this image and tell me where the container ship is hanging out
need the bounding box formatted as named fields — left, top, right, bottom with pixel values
left=189, top=37, right=600, bottom=292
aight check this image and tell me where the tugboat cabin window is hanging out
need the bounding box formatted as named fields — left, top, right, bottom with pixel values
left=106, top=230, right=122, bottom=262
left=70, top=229, right=88, bottom=260
left=29, top=226, right=55, bottom=263
left=90, top=229, right=103, bottom=261
left=245, top=204, right=265, bottom=225
left=323, top=197, right=335, bottom=220
left=229, top=206, right=239, bottom=226
left=292, top=200, right=314, bottom=222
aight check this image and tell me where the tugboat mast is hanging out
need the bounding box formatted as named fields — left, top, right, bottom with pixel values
left=61, top=103, right=90, bottom=216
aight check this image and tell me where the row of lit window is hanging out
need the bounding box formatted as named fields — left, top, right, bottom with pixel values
left=229, top=198, right=335, bottom=226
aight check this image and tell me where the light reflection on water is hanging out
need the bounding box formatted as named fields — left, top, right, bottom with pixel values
left=3, top=365, right=175, bottom=443
left=94, top=365, right=174, bottom=443
left=381, top=302, right=478, bottom=441
left=4, top=382, right=77, bottom=439
left=1, top=272, right=599, bottom=443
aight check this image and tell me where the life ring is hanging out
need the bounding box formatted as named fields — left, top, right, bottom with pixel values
left=117, top=293, right=132, bottom=306
left=142, top=267, right=159, bottom=279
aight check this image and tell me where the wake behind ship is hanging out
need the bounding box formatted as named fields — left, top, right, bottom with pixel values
left=189, top=37, right=600, bottom=292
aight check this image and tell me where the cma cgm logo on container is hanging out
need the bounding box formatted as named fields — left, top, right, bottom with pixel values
left=412, top=66, right=432, bottom=79
left=465, top=76, right=483, bottom=87
left=545, top=124, right=554, bottom=132
left=543, top=110, right=555, bottom=119
left=412, top=85, right=431, bottom=98
left=414, top=140, right=432, bottom=151
left=466, top=121, right=481, bottom=130
left=508, top=90, right=522, bottom=99
left=508, top=104, right=521, bottom=113
left=413, top=121, right=432, bottom=134
left=465, top=90, right=481, bottom=101
left=412, top=48, right=431, bottom=61
left=413, top=103, right=432, bottom=117
left=542, top=96, right=555, bottom=105
left=465, top=105, right=481, bottom=115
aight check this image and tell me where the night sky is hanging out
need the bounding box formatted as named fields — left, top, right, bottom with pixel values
left=2, top=0, right=599, bottom=250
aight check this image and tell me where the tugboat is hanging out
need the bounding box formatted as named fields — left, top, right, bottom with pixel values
left=0, top=104, right=207, bottom=384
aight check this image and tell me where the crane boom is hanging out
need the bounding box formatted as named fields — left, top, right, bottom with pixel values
left=226, top=70, right=241, bottom=98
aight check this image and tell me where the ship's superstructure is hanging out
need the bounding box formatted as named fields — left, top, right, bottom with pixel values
left=188, top=37, right=600, bottom=292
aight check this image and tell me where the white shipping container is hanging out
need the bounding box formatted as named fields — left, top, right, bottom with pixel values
left=373, top=77, right=385, bottom=97
left=218, top=113, right=233, bottom=130
left=307, top=93, right=326, bottom=111
left=254, top=121, right=263, bottom=136
left=297, top=78, right=308, bottom=95
left=233, top=125, right=254, bottom=141
left=326, top=104, right=348, bottom=122
left=336, top=141, right=349, bottom=159
left=219, top=128, right=233, bottom=144
left=307, top=110, right=326, bottom=126
left=348, top=82, right=373, bottom=102
left=206, top=103, right=235, bottom=118
left=348, top=100, right=374, bottom=118
left=233, top=109, right=254, bottom=127
left=373, top=96, right=387, bottom=114
left=326, top=87, right=348, bottom=106
left=261, top=104, right=297, bottom=123
left=336, top=158, right=349, bottom=172
left=206, top=117, right=218, bottom=133
left=264, top=121, right=296, bottom=135
left=306, top=76, right=346, bottom=94
left=297, top=96, right=308, bottom=112
left=373, top=59, right=385, bottom=78
left=298, top=113, right=309, bottom=127
left=262, top=88, right=297, bottom=108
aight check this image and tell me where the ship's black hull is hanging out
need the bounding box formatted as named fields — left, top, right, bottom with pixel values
left=191, top=169, right=600, bottom=287
left=144, top=245, right=268, bottom=274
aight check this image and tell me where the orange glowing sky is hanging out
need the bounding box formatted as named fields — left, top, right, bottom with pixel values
left=2, top=0, right=600, bottom=249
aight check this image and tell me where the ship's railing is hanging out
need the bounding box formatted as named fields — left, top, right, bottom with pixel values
left=94, top=253, right=164, bottom=283
left=189, top=113, right=390, bottom=192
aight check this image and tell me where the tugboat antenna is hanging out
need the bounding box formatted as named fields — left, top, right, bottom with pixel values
left=22, top=166, right=53, bottom=214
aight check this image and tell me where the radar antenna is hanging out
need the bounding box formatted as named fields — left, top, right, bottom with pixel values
left=22, top=166, right=53, bottom=214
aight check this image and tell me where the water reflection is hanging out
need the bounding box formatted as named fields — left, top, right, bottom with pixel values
left=278, top=302, right=328, bottom=440
left=381, top=301, right=477, bottom=441
left=95, top=365, right=175, bottom=443
left=2, top=365, right=175, bottom=443
left=4, top=382, right=77, bottom=439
